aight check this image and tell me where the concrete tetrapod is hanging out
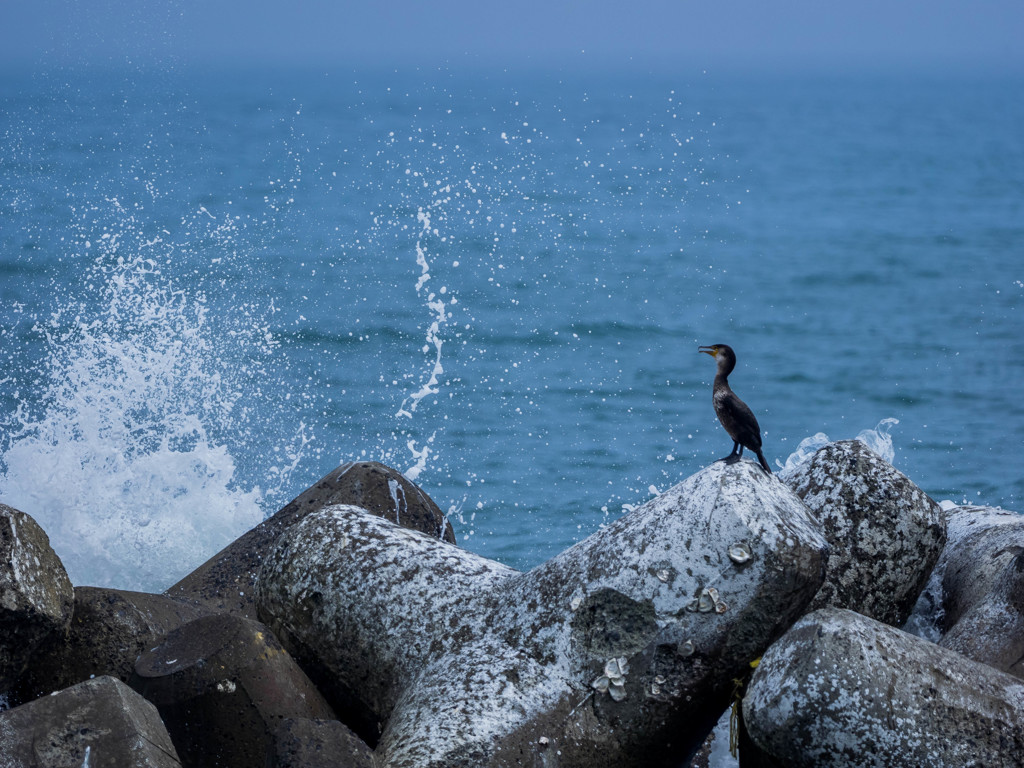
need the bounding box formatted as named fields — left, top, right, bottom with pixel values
left=937, top=505, right=1024, bottom=677
left=782, top=440, right=946, bottom=627
left=130, top=613, right=337, bottom=768
left=165, top=461, right=454, bottom=619
left=743, top=607, right=1024, bottom=767
left=938, top=505, right=1024, bottom=630
left=0, top=675, right=182, bottom=767
left=256, top=461, right=829, bottom=767
left=0, top=503, right=74, bottom=693
left=15, top=587, right=209, bottom=704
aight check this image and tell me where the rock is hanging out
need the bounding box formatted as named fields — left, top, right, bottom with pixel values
left=257, top=461, right=828, bottom=767
left=938, top=507, right=1024, bottom=677
left=270, top=718, right=376, bottom=768
left=165, top=461, right=454, bottom=618
left=743, top=607, right=1024, bottom=767
left=129, top=612, right=337, bottom=768
left=940, top=550, right=1024, bottom=677
left=15, top=587, right=209, bottom=704
left=0, top=502, right=74, bottom=694
left=937, top=504, right=1024, bottom=631
left=0, top=675, right=182, bottom=767
left=782, top=440, right=945, bottom=626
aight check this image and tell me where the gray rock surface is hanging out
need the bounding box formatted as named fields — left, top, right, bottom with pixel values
left=938, top=504, right=1024, bottom=631
left=936, top=505, right=1024, bottom=677
left=0, top=502, right=74, bottom=694
left=130, top=612, right=337, bottom=768
left=165, top=461, right=453, bottom=618
left=271, top=718, right=377, bottom=768
left=0, top=675, right=182, bottom=767
left=257, top=461, right=828, bottom=768
left=940, top=549, right=1024, bottom=678
left=782, top=440, right=945, bottom=626
left=15, top=586, right=208, bottom=704
left=743, top=607, right=1024, bottom=767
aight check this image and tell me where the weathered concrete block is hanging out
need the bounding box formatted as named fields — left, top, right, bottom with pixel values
left=257, top=462, right=828, bottom=767
left=0, top=675, right=181, bottom=767
left=270, top=717, right=376, bottom=768
left=782, top=440, right=945, bottom=626
left=938, top=504, right=1024, bottom=631
left=743, top=607, right=1024, bottom=767
left=15, top=587, right=208, bottom=704
left=165, top=461, right=453, bottom=618
left=0, top=502, right=74, bottom=693
left=130, top=612, right=336, bottom=768
left=940, top=549, right=1024, bottom=678
left=931, top=504, right=1024, bottom=678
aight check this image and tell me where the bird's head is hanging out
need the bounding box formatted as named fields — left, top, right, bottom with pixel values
left=699, top=343, right=734, bottom=358
left=699, top=344, right=737, bottom=371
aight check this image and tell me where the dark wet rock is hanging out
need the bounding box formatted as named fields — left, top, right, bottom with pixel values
left=781, top=440, right=946, bottom=626
left=0, top=675, right=182, bottom=767
left=743, top=607, right=1024, bottom=767
left=0, top=502, right=74, bottom=694
left=129, top=612, right=336, bottom=768
left=271, top=717, right=376, bottom=768
left=165, top=461, right=453, bottom=618
left=15, top=587, right=209, bottom=704
left=257, top=461, right=828, bottom=767
left=937, top=505, right=1024, bottom=677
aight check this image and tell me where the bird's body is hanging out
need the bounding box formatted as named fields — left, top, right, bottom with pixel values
left=698, top=344, right=772, bottom=474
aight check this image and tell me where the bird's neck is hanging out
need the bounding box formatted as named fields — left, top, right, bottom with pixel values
left=715, top=357, right=735, bottom=384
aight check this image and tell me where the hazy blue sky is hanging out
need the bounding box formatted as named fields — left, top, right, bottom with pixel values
left=2, top=0, right=1023, bottom=73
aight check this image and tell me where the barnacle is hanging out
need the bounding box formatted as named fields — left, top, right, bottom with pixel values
left=728, top=542, right=752, bottom=564
left=591, top=656, right=630, bottom=701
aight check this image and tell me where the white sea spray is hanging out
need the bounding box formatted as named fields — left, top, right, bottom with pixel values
left=0, top=201, right=311, bottom=592
left=780, top=417, right=899, bottom=476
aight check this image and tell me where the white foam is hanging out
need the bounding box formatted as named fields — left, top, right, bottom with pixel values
left=0, top=228, right=274, bottom=592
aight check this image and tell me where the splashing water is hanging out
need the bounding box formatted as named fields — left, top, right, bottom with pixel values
left=855, top=417, right=899, bottom=463
left=0, top=203, right=301, bottom=592
left=396, top=206, right=451, bottom=424
left=779, top=417, right=900, bottom=475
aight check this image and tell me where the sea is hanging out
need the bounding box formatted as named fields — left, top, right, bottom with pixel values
left=1, top=63, right=1022, bottom=599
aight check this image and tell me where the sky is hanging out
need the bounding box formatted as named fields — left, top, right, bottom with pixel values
left=1, top=0, right=1023, bottom=74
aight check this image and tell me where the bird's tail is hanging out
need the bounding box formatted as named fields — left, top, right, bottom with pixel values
left=755, top=450, right=772, bottom=475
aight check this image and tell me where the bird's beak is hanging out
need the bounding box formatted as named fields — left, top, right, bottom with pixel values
left=698, top=345, right=716, bottom=358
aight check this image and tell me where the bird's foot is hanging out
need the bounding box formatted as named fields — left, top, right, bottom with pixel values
left=716, top=454, right=742, bottom=465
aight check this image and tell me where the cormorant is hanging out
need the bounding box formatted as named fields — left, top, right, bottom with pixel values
left=698, top=344, right=772, bottom=474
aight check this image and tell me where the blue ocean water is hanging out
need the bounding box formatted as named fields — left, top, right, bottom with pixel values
left=1, top=65, right=1022, bottom=591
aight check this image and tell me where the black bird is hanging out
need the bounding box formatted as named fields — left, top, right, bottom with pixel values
left=698, top=344, right=772, bottom=474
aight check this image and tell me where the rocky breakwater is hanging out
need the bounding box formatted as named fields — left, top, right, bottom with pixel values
left=255, top=461, right=828, bottom=767
left=935, top=504, right=1024, bottom=678
left=743, top=607, right=1024, bottom=767
left=1, top=461, right=444, bottom=767
left=1, top=442, right=1020, bottom=767
left=738, top=442, right=1024, bottom=768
